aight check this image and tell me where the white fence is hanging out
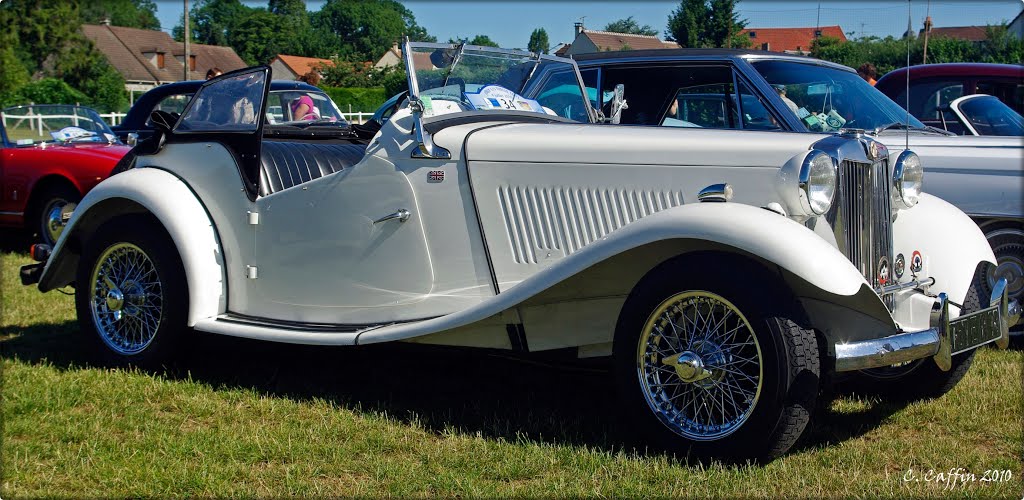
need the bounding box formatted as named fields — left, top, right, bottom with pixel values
left=4, top=110, right=372, bottom=132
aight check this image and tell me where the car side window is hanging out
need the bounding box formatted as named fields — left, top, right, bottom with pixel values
left=602, top=65, right=744, bottom=129
left=736, top=78, right=781, bottom=131
left=896, top=79, right=963, bottom=124
left=176, top=70, right=267, bottom=133
left=534, top=69, right=593, bottom=122
left=145, top=94, right=192, bottom=126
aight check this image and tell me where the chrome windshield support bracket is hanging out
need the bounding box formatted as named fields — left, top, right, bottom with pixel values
left=402, top=38, right=452, bottom=160
left=874, top=277, right=935, bottom=296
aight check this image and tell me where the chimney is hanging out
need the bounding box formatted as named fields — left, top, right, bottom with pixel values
left=574, top=22, right=584, bottom=37
left=102, top=17, right=111, bottom=26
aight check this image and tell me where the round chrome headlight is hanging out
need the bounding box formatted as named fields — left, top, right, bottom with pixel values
left=798, top=150, right=837, bottom=216
left=893, top=150, right=923, bottom=209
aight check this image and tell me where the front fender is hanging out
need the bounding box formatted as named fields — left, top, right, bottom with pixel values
left=39, top=168, right=226, bottom=326
left=894, top=192, right=996, bottom=316
left=359, top=202, right=885, bottom=346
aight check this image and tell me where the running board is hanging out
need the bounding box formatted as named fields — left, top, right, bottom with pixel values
left=193, top=315, right=394, bottom=346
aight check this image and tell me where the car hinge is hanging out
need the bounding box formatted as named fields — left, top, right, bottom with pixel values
left=247, top=211, right=259, bottom=225
left=246, top=265, right=258, bottom=279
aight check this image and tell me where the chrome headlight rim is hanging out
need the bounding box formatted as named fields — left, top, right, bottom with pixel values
left=798, top=150, right=838, bottom=216
left=892, top=150, right=923, bottom=209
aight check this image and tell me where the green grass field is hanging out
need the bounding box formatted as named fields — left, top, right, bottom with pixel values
left=2, top=240, right=1022, bottom=497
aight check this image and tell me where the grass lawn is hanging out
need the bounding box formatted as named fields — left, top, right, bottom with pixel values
left=2, top=242, right=1022, bottom=497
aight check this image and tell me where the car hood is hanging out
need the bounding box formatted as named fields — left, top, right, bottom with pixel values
left=24, top=142, right=133, bottom=160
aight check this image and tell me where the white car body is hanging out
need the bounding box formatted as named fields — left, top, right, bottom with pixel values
left=23, top=42, right=1018, bottom=461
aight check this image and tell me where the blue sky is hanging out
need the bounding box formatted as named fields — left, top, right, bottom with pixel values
left=154, top=0, right=1023, bottom=49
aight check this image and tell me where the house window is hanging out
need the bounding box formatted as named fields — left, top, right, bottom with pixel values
left=189, top=55, right=196, bottom=71
left=761, top=42, right=770, bottom=50
left=814, top=30, right=822, bottom=37
left=748, top=31, right=756, bottom=38
left=157, top=53, right=165, bottom=69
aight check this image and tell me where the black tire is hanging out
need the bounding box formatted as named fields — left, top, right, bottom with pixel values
left=74, top=215, right=188, bottom=367
left=613, top=256, right=820, bottom=463
left=975, top=223, right=1023, bottom=334
left=28, top=183, right=80, bottom=246
left=851, top=276, right=985, bottom=401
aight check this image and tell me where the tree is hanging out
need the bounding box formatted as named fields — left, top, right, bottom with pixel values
left=604, top=16, right=657, bottom=36
left=527, top=28, right=550, bottom=54
left=467, top=35, right=499, bottom=47
left=315, top=0, right=406, bottom=62
left=231, top=9, right=287, bottom=65
left=174, top=0, right=249, bottom=45
left=80, top=0, right=160, bottom=30
left=666, top=0, right=707, bottom=48
left=666, top=0, right=746, bottom=48
left=383, top=0, right=436, bottom=42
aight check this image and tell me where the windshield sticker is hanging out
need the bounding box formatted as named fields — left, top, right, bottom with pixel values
left=50, top=126, right=93, bottom=142
left=465, top=85, right=544, bottom=113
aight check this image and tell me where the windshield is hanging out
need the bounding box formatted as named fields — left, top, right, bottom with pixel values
left=1, top=105, right=119, bottom=146
left=956, top=95, right=1024, bottom=136
left=406, top=42, right=589, bottom=120
left=751, top=60, right=926, bottom=133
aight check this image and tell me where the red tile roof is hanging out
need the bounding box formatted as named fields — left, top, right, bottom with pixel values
left=269, top=54, right=334, bottom=78
left=739, top=25, right=847, bottom=53
left=923, top=26, right=989, bottom=42
left=580, top=30, right=679, bottom=51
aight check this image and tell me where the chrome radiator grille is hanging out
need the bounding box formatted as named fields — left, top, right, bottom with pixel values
left=827, top=158, right=895, bottom=309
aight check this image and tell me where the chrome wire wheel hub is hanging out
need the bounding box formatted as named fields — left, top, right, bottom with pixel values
left=89, top=243, right=163, bottom=355
left=637, top=291, right=763, bottom=441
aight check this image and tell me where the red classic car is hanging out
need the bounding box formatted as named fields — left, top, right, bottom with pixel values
left=1, top=105, right=130, bottom=244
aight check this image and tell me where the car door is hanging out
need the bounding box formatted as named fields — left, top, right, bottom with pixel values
left=248, top=150, right=434, bottom=325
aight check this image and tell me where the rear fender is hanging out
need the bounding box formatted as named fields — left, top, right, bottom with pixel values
left=39, top=168, right=226, bottom=325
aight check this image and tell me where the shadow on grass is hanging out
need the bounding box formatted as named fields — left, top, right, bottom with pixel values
left=0, top=229, right=32, bottom=254
left=1, top=319, right=909, bottom=462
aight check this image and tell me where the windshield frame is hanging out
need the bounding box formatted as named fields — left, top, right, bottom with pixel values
left=1, top=104, right=120, bottom=147
left=404, top=41, right=596, bottom=122
left=743, top=56, right=927, bottom=134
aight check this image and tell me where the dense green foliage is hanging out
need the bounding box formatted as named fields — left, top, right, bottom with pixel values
left=80, top=0, right=160, bottom=30
left=451, top=35, right=500, bottom=48
left=604, top=16, right=658, bottom=36
left=7, top=78, right=91, bottom=106
left=322, top=86, right=388, bottom=113
left=175, top=0, right=434, bottom=65
left=528, top=28, right=550, bottom=54
left=811, top=26, right=1023, bottom=76
left=666, top=0, right=749, bottom=48
left=0, top=0, right=128, bottom=112
left=381, top=70, right=410, bottom=100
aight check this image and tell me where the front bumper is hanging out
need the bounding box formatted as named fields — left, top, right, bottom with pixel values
left=835, top=278, right=1019, bottom=372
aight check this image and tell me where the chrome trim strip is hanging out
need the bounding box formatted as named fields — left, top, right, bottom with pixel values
left=0, top=211, right=25, bottom=216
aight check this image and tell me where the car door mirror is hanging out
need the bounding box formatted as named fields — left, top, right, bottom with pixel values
left=609, top=84, right=628, bottom=124
left=126, top=132, right=139, bottom=146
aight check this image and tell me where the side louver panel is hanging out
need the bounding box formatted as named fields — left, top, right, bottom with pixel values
left=496, top=185, right=685, bottom=264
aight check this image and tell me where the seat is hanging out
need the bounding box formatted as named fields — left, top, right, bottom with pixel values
left=259, top=141, right=367, bottom=196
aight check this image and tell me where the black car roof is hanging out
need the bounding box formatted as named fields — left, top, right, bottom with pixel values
left=143, top=79, right=322, bottom=94
left=570, top=48, right=854, bottom=73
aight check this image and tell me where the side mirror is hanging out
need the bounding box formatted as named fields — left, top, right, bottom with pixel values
left=609, top=84, right=628, bottom=124
left=126, top=132, right=139, bottom=146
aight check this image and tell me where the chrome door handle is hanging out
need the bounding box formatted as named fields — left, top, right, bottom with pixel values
left=373, top=209, right=411, bottom=224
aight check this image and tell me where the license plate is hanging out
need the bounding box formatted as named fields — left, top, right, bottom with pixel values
left=949, top=305, right=1002, bottom=354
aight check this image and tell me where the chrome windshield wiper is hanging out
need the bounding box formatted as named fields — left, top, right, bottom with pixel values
left=871, top=122, right=911, bottom=135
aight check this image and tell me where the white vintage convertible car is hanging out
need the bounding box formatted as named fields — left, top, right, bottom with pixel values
left=21, top=41, right=1020, bottom=462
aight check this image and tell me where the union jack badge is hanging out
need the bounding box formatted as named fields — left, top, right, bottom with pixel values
left=428, top=170, right=445, bottom=183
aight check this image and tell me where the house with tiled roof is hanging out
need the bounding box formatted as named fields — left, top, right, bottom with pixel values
left=82, top=22, right=245, bottom=100
left=557, top=24, right=678, bottom=56
left=374, top=44, right=436, bottom=72
left=739, top=25, right=847, bottom=55
left=1010, top=10, right=1023, bottom=39
left=268, top=54, right=334, bottom=80
left=921, top=25, right=990, bottom=42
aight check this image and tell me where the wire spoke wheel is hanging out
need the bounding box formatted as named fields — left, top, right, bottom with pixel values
left=89, top=242, right=164, bottom=356
left=636, top=291, right=763, bottom=441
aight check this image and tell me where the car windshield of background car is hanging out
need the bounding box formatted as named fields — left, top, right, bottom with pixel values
left=958, top=95, right=1024, bottom=136
left=2, top=105, right=118, bottom=146
left=752, top=60, right=926, bottom=133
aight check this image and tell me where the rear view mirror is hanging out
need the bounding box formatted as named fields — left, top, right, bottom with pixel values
left=126, top=132, right=139, bottom=146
